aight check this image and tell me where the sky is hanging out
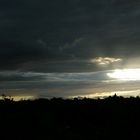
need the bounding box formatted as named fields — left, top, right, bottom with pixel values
left=1, top=0, right=140, bottom=100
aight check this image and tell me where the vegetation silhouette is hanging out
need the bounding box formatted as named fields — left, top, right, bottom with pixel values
left=0, top=95, right=140, bottom=139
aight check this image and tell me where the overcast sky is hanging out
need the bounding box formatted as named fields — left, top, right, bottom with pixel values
left=1, top=0, right=140, bottom=99
left=1, top=0, right=140, bottom=72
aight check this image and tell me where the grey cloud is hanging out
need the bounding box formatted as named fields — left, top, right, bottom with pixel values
left=0, top=0, right=140, bottom=72
left=0, top=69, right=126, bottom=82
left=1, top=70, right=140, bottom=99
left=0, top=71, right=46, bottom=81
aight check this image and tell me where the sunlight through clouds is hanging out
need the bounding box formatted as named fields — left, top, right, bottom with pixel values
left=107, top=69, right=140, bottom=81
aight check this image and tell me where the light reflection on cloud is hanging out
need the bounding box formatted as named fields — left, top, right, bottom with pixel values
left=0, top=95, right=36, bottom=101
left=90, top=57, right=122, bottom=65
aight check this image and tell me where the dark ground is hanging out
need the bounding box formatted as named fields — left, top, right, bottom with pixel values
left=0, top=95, right=140, bottom=139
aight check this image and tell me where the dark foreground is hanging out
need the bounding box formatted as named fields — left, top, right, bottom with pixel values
left=0, top=96, right=140, bottom=139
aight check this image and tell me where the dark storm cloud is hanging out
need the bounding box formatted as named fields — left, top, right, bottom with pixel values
left=0, top=40, right=48, bottom=69
left=0, top=0, right=140, bottom=71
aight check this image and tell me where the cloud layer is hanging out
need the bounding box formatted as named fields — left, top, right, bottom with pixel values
left=0, top=70, right=140, bottom=99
